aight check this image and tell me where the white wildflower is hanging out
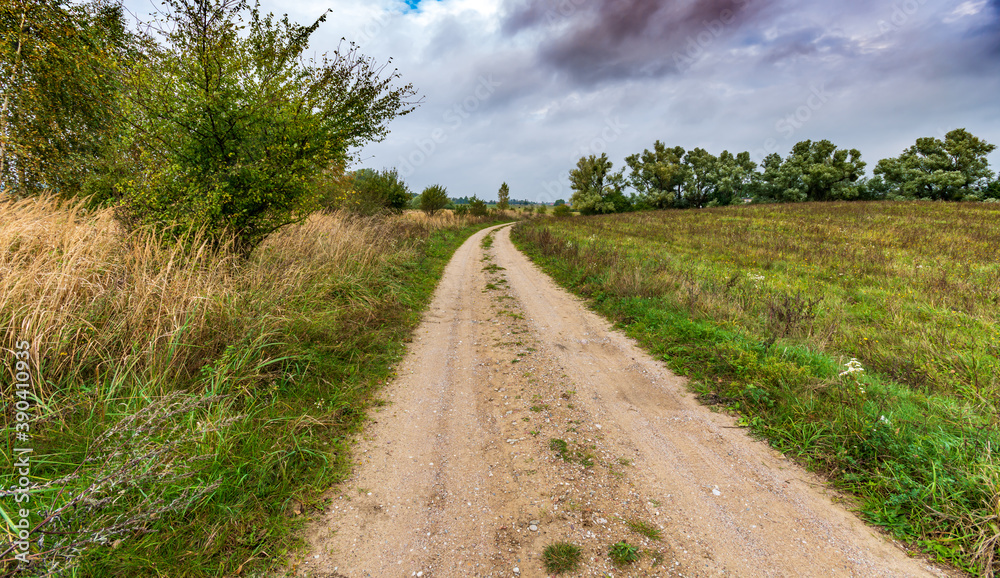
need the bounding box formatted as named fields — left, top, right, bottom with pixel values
left=840, top=358, right=864, bottom=377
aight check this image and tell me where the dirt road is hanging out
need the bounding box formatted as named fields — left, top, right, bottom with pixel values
left=298, top=224, right=949, bottom=577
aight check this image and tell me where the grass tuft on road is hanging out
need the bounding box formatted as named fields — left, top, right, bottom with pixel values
left=513, top=202, right=1000, bottom=576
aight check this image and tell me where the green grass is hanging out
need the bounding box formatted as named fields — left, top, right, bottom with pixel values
left=608, top=541, right=640, bottom=565
left=512, top=202, right=1000, bottom=576
left=1, top=202, right=506, bottom=577
left=541, top=542, right=583, bottom=574
left=626, top=519, right=662, bottom=541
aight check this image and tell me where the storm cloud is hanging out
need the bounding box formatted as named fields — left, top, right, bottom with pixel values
left=502, top=0, right=772, bottom=84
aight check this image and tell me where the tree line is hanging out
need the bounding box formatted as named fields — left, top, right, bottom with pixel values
left=1, top=0, right=417, bottom=251
left=568, top=129, right=998, bottom=214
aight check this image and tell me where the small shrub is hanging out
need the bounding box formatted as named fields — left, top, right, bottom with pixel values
left=553, top=204, right=572, bottom=218
left=468, top=195, right=489, bottom=217
left=609, top=541, right=640, bottom=565
left=453, top=204, right=469, bottom=216
left=542, top=542, right=583, bottom=574
left=420, top=184, right=450, bottom=215
left=340, top=167, right=412, bottom=215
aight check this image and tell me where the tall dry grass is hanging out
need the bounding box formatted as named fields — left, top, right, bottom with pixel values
left=0, top=196, right=431, bottom=402
left=1, top=195, right=499, bottom=575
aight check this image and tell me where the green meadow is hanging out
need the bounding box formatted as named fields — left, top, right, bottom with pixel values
left=513, top=201, right=1000, bottom=576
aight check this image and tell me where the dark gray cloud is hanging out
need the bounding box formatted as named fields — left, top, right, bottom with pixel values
left=502, top=0, right=772, bottom=85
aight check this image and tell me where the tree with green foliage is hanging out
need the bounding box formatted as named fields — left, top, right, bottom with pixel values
left=875, top=129, right=996, bottom=201
left=419, top=184, right=449, bottom=215
left=711, top=150, right=757, bottom=205
left=625, top=141, right=689, bottom=208
left=752, top=141, right=864, bottom=203
left=683, top=147, right=718, bottom=208
left=782, top=140, right=866, bottom=202
left=569, top=153, right=629, bottom=214
left=115, top=0, right=417, bottom=252
left=987, top=179, right=1000, bottom=200
left=468, top=195, right=489, bottom=216
left=496, top=182, right=510, bottom=210
left=553, top=198, right=565, bottom=206
left=1, top=0, right=133, bottom=197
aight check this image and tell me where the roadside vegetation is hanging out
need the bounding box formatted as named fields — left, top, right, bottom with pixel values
left=0, top=196, right=503, bottom=575
left=513, top=202, right=1000, bottom=576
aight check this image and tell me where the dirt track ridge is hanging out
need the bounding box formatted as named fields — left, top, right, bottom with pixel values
left=298, top=223, right=949, bottom=577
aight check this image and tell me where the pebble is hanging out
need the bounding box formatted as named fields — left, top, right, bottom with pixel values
left=528, top=524, right=538, bottom=532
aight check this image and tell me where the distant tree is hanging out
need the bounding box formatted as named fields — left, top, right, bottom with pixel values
left=752, top=141, right=864, bottom=203
left=711, top=150, right=757, bottom=205
left=115, top=0, right=418, bottom=252
left=683, top=147, right=717, bottom=208
left=987, top=179, right=1000, bottom=200
left=419, top=184, right=449, bottom=215
left=625, top=141, right=689, bottom=208
left=875, top=129, right=996, bottom=201
left=331, top=167, right=411, bottom=214
left=497, top=182, right=510, bottom=210
left=853, top=176, right=891, bottom=201
left=751, top=152, right=796, bottom=202
left=783, top=140, right=866, bottom=202
left=570, top=153, right=628, bottom=214
left=554, top=199, right=566, bottom=206
left=468, top=195, right=488, bottom=216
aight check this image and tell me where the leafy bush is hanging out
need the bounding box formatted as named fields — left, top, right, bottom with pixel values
left=326, top=168, right=412, bottom=215
left=553, top=204, right=572, bottom=218
left=115, top=0, right=416, bottom=253
left=608, top=541, right=640, bottom=565
left=419, top=184, right=450, bottom=215
left=468, top=195, right=489, bottom=216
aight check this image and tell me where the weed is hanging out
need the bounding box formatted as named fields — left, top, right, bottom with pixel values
left=609, top=541, right=641, bottom=565
left=542, top=542, right=583, bottom=574
left=626, top=519, right=662, bottom=541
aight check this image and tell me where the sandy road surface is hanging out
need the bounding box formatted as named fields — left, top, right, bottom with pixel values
left=298, top=224, right=949, bottom=578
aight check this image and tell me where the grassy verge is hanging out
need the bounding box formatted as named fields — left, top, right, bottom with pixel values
left=1, top=196, right=504, bottom=577
left=513, top=203, right=1000, bottom=576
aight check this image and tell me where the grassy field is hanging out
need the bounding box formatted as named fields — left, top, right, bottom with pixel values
left=513, top=201, right=1000, bottom=576
left=0, top=196, right=505, bottom=576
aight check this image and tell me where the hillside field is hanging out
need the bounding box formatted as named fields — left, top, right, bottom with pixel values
left=513, top=201, right=1000, bottom=576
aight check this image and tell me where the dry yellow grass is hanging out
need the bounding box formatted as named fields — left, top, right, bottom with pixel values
left=0, top=196, right=432, bottom=402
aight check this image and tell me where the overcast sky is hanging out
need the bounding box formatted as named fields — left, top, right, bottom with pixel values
left=127, top=0, right=1000, bottom=202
